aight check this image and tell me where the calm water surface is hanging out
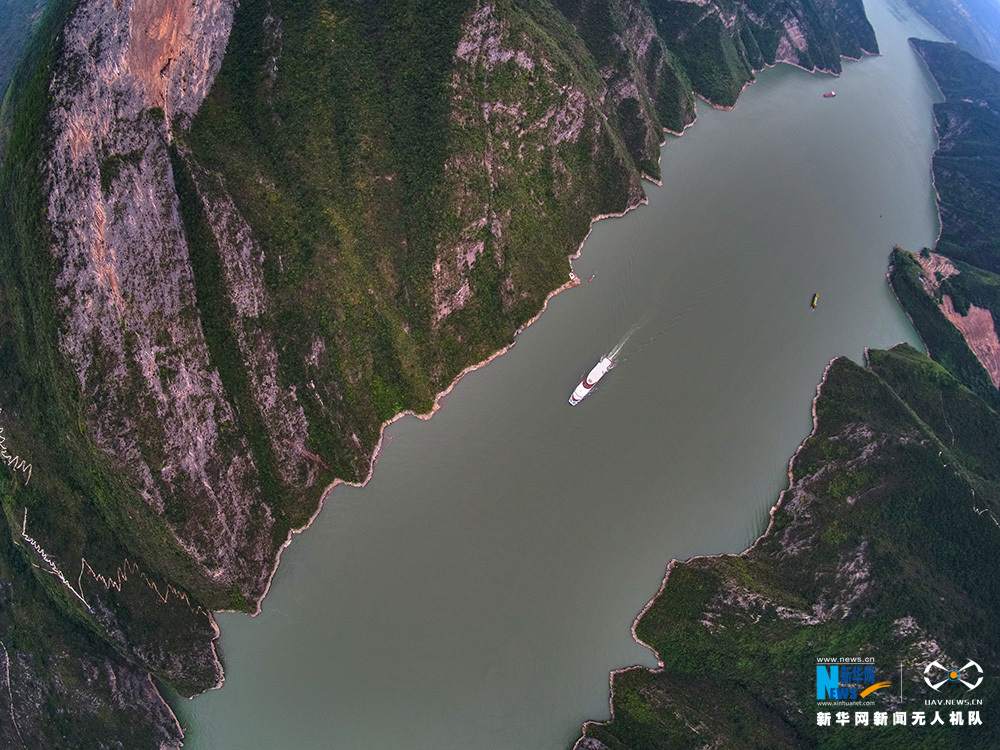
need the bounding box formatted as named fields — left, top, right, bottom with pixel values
left=178, top=0, right=943, bottom=746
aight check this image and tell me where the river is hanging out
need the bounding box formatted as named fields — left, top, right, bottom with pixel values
left=176, top=0, right=943, bottom=747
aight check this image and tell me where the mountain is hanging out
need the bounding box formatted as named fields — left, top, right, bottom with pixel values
left=0, top=0, right=878, bottom=745
left=889, top=39, right=1000, bottom=403
left=0, top=0, right=49, bottom=101
left=902, top=0, right=1000, bottom=70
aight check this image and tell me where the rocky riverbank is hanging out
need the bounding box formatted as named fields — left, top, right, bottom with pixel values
left=0, top=0, right=882, bottom=744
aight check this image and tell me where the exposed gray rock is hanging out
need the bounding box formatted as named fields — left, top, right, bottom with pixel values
left=45, top=0, right=276, bottom=601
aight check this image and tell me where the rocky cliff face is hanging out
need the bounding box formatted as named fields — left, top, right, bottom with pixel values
left=0, top=0, right=879, bottom=744
left=431, top=0, right=876, bottom=326
left=432, top=0, right=653, bottom=324
left=45, top=0, right=284, bottom=601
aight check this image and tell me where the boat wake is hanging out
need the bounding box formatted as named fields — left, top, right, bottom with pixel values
left=608, top=325, right=640, bottom=360
left=609, top=309, right=683, bottom=363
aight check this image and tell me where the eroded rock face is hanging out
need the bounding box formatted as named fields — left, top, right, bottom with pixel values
left=32, top=0, right=883, bottom=612
left=430, top=0, right=877, bottom=323
left=7, top=647, right=186, bottom=749
left=939, top=296, right=1000, bottom=388
left=433, top=1, right=650, bottom=323
left=185, top=163, right=318, bottom=487
left=45, top=0, right=281, bottom=600
left=918, top=243, right=1000, bottom=390
left=4, top=0, right=885, bottom=744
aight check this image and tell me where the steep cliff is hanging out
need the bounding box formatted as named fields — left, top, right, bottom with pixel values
left=0, top=0, right=879, bottom=744
left=889, top=40, right=1000, bottom=404
left=177, top=0, right=879, bottom=605
left=1, top=0, right=228, bottom=745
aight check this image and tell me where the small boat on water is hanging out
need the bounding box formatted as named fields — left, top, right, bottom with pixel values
left=811, top=293, right=820, bottom=308
left=823, top=91, right=836, bottom=98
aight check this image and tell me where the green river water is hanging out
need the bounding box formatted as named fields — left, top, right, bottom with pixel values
left=173, top=0, right=945, bottom=747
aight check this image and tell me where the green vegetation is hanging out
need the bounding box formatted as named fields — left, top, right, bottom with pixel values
left=0, top=0, right=229, bottom=610
left=0, top=0, right=888, bottom=745
left=0, top=0, right=48, bottom=101
left=0, top=516, right=184, bottom=748
left=551, top=0, right=692, bottom=173
left=98, top=148, right=143, bottom=193
left=169, top=147, right=285, bottom=521
left=885, top=41, right=1000, bottom=406
left=582, top=348, right=1000, bottom=749
left=0, top=0, right=682, bottom=740
left=179, top=0, right=877, bottom=507
left=182, top=0, right=462, bottom=484
left=579, top=39, right=1000, bottom=750
left=942, top=259, right=1000, bottom=331
left=902, top=0, right=1000, bottom=70
left=652, top=3, right=755, bottom=107
left=179, top=0, right=652, bottom=491
left=909, top=40, right=1000, bottom=274
left=0, top=0, right=223, bottom=742
left=888, top=248, right=998, bottom=406
left=638, top=0, right=877, bottom=108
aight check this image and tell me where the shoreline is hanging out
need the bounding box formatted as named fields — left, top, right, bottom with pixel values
left=908, top=39, right=947, bottom=250
left=567, top=49, right=884, bottom=742
left=573, top=356, right=837, bottom=747
left=192, top=140, right=659, bottom=721
left=246, top=197, right=652, bottom=624
left=149, top=675, right=185, bottom=750
left=246, top=47, right=882, bottom=624
left=886, top=251, right=931, bottom=359
left=695, top=46, right=877, bottom=113
left=190, top=46, right=885, bottom=731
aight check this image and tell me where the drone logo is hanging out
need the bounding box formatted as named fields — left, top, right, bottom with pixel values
left=923, top=660, right=983, bottom=691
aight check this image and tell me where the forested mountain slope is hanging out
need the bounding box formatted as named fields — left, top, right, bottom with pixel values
left=0, top=0, right=877, bottom=744
left=889, top=40, right=1000, bottom=404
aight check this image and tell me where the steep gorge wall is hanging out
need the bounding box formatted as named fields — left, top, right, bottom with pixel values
left=44, top=0, right=290, bottom=601
left=0, top=0, right=878, bottom=744
left=0, top=0, right=236, bottom=745
left=429, top=0, right=877, bottom=353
